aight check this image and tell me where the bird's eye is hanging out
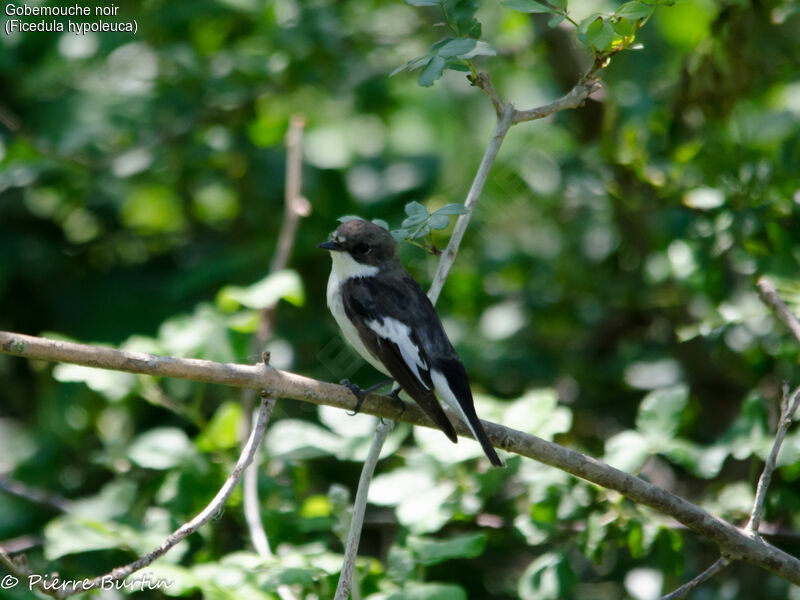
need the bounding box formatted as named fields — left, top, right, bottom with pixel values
left=354, top=242, right=370, bottom=255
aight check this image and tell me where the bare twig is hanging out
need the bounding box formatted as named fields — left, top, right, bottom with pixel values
left=662, top=279, right=800, bottom=598
left=747, top=384, right=800, bottom=534
left=660, top=557, right=730, bottom=600
left=2, top=331, right=800, bottom=584
left=469, top=71, right=503, bottom=117
left=0, top=477, right=73, bottom=513
left=427, top=104, right=514, bottom=304
left=0, top=546, right=64, bottom=599
left=757, top=276, right=800, bottom=346
left=24, top=394, right=273, bottom=597
left=334, top=419, right=394, bottom=600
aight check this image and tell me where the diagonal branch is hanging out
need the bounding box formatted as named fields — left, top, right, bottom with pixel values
left=0, top=477, right=73, bottom=513
left=660, top=557, right=730, bottom=600
left=746, top=384, right=800, bottom=534
left=334, top=419, right=394, bottom=600
left=662, top=277, right=800, bottom=598
left=2, top=330, right=800, bottom=585
left=757, top=276, right=800, bottom=345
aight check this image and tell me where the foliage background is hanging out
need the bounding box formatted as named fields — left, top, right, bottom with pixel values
left=1, top=0, right=800, bottom=598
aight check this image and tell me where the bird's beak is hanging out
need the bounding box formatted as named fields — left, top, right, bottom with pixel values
left=317, top=240, right=343, bottom=251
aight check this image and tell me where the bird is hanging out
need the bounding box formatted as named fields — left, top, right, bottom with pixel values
left=319, top=218, right=503, bottom=467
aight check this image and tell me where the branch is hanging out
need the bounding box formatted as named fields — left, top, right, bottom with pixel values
left=469, top=71, right=503, bottom=117
left=334, top=419, right=394, bottom=600
left=0, top=477, right=73, bottom=513
left=2, top=331, right=800, bottom=585
left=747, top=384, right=800, bottom=534
left=660, top=557, right=730, bottom=600
left=757, top=276, right=800, bottom=346
left=0, top=393, right=274, bottom=597
left=0, top=546, right=63, bottom=599
left=427, top=104, right=514, bottom=304
left=511, top=78, right=602, bottom=124
left=662, top=279, right=800, bottom=597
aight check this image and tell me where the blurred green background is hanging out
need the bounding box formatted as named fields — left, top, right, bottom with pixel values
left=1, top=0, right=800, bottom=598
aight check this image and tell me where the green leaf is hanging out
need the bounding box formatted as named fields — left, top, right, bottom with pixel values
left=616, top=0, right=652, bottom=20
left=503, top=389, right=572, bottom=441
left=128, top=427, right=194, bottom=470
left=217, top=269, right=305, bottom=311
left=584, top=17, right=615, bottom=51
left=265, top=419, right=341, bottom=459
left=405, top=200, right=429, bottom=216
left=613, top=16, right=634, bottom=37
left=408, top=533, right=487, bottom=565
left=390, top=55, right=431, bottom=77
left=402, top=213, right=430, bottom=228
left=195, top=401, right=242, bottom=452
left=548, top=13, right=567, bottom=27
left=406, top=0, right=444, bottom=5
left=408, top=224, right=431, bottom=239
left=53, top=363, right=136, bottom=402
left=604, top=430, right=650, bottom=472
left=438, top=38, right=477, bottom=58
left=45, top=517, right=129, bottom=559
left=387, top=582, right=466, bottom=600
left=636, top=384, right=688, bottom=443
left=519, top=552, right=575, bottom=600
left=419, top=55, right=447, bottom=86
left=432, top=203, right=468, bottom=215
left=578, top=13, right=601, bottom=35
left=462, top=40, right=497, bottom=58
left=428, top=213, right=450, bottom=230
left=372, top=218, right=390, bottom=230
left=502, top=0, right=555, bottom=14
left=391, top=228, right=410, bottom=241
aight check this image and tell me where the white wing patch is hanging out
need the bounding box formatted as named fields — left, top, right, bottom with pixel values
left=368, top=317, right=429, bottom=388
left=431, top=369, right=481, bottom=444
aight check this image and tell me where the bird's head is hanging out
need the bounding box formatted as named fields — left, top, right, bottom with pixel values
left=318, top=219, right=397, bottom=267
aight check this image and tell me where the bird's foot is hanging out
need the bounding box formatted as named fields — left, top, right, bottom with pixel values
left=340, top=379, right=367, bottom=415
left=384, top=387, right=406, bottom=416
left=341, top=378, right=393, bottom=415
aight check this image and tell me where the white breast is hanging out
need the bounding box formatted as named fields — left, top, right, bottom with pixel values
left=326, top=253, right=389, bottom=376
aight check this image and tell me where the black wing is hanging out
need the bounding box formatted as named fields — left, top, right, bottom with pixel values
left=341, top=271, right=458, bottom=443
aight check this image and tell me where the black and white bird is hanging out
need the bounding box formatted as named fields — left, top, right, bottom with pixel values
left=319, top=218, right=503, bottom=467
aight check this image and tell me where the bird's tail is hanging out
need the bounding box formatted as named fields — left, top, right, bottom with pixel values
left=462, top=407, right=504, bottom=468
left=431, top=367, right=504, bottom=468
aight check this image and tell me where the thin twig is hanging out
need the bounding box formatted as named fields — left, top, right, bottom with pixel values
left=427, top=104, right=514, bottom=304
left=469, top=71, right=503, bottom=117
left=745, top=385, right=800, bottom=534
left=2, top=331, right=800, bottom=585
left=36, top=394, right=273, bottom=597
left=757, top=276, right=800, bottom=346
left=334, top=419, right=394, bottom=600
left=0, top=546, right=63, bottom=599
left=0, top=477, right=73, bottom=512
left=660, top=557, right=730, bottom=600
left=661, top=279, right=800, bottom=598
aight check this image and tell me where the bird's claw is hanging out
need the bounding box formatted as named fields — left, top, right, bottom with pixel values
left=385, top=387, right=406, bottom=415
left=341, top=379, right=369, bottom=415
